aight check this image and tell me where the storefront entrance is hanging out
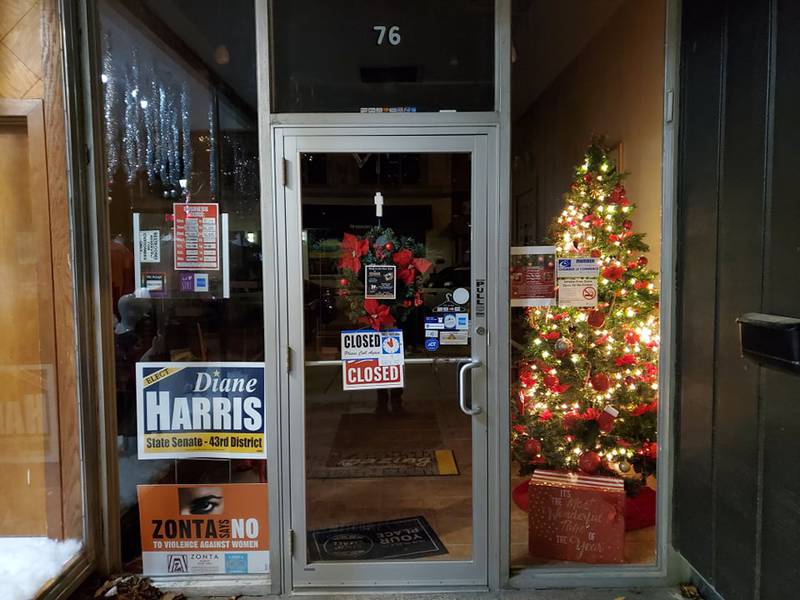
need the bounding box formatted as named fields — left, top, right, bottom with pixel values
left=275, top=130, right=492, bottom=588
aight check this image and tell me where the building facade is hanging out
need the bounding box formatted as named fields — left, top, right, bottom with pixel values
left=0, top=1, right=796, bottom=599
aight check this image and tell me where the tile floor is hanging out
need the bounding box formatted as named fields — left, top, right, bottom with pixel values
left=302, top=362, right=656, bottom=568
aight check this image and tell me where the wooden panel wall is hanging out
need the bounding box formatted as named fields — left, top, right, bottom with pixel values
left=675, top=1, right=800, bottom=598
left=0, top=0, right=82, bottom=541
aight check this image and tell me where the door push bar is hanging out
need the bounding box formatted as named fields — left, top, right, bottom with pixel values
left=458, top=359, right=482, bottom=416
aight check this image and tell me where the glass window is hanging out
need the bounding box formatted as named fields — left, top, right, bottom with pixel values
left=271, top=0, right=495, bottom=113
left=299, top=152, right=476, bottom=563
left=510, top=0, right=666, bottom=569
left=97, top=0, right=265, bottom=574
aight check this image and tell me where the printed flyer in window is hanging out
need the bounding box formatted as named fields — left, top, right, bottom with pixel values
left=137, top=483, right=269, bottom=575
left=136, top=362, right=266, bottom=460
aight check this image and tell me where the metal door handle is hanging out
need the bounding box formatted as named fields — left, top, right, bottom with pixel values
left=458, top=359, right=482, bottom=416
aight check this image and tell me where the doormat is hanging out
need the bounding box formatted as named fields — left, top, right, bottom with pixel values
left=307, top=412, right=459, bottom=478
left=331, top=412, right=444, bottom=449
left=308, top=448, right=459, bottom=478
left=307, top=516, right=448, bottom=562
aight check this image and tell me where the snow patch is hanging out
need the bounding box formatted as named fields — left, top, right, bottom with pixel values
left=0, top=537, right=81, bottom=600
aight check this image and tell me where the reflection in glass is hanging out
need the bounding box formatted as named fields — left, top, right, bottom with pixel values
left=509, top=0, right=665, bottom=568
left=98, top=0, right=264, bottom=571
left=300, top=153, right=475, bottom=563
left=0, top=95, right=82, bottom=593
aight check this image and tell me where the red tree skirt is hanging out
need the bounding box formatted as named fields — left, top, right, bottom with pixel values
left=512, top=479, right=656, bottom=531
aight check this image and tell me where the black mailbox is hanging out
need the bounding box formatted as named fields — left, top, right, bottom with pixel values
left=737, top=312, right=800, bottom=373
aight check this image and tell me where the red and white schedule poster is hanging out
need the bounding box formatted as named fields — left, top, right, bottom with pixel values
left=174, top=203, right=220, bottom=270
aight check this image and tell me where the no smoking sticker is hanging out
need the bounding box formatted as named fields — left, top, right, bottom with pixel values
left=558, top=278, right=598, bottom=308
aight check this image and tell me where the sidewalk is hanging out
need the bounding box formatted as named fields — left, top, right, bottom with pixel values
left=188, top=588, right=686, bottom=600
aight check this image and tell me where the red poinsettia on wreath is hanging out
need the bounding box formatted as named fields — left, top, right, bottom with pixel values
left=339, top=232, right=370, bottom=273
left=337, top=226, right=432, bottom=330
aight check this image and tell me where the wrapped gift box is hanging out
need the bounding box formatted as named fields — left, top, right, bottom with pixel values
left=528, top=469, right=625, bottom=563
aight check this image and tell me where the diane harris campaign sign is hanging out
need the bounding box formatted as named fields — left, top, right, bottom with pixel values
left=136, top=362, right=266, bottom=460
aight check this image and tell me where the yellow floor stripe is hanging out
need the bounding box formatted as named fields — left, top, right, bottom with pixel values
left=435, top=449, right=459, bottom=475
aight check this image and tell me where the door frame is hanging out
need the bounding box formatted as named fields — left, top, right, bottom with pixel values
left=272, top=126, right=501, bottom=591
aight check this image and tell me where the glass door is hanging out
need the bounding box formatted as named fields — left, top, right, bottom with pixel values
left=278, top=132, right=488, bottom=588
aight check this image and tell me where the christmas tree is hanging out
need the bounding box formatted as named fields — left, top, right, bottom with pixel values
left=512, top=143, right=659, bottom=485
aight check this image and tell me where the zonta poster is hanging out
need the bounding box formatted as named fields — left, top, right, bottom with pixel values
left=137, top=483, right=269, bottom=575
left=136, top=362, right=266, bottom=460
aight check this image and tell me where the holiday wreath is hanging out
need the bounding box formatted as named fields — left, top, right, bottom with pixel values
left=337, top=226, right=432, bottom=330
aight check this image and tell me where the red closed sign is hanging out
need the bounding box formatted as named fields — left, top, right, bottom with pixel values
left=343, top=359, right=403, bottom=389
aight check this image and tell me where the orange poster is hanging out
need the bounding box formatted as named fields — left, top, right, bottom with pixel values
left=137, top=483, right=269, bottom=575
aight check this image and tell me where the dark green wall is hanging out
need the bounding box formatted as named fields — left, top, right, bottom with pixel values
left=675, top=1, right=800, bottom=598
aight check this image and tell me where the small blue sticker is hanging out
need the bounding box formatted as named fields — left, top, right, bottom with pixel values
left=225, top=553, right=248, bottom=574
left=425, top=337, right=440, bottom=352
left=194, top=273, right=209, bottom=292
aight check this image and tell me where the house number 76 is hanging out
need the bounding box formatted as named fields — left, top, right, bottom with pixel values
left=373, top=25, right=401, bottom=46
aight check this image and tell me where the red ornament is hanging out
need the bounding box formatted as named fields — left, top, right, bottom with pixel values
left=524, top=438, right=542, bottom=457
left=591, top=372, right=611, bottom=392
left=638, top=256, right=648, bottom=267
left=563, top=411, right=581, bottom=431
left=591, top=249, right=601, bottom=258
left=591, top=217, right=604, bottom=228
left=624, top=376, right=637, bottom=387
left=583, top=173, right=593, bottom=183
left=623, top=219, right=633, bottom=230
left=339, top=278, right=349, bottom=287
left=384, top=241, right=395, bottom=252
left=578, top=451, right=602, bottom=474
left=610, top=184, right=626, bottom=204
left=588, top=309, right=606, bottom=328
left=642, top=442, right=658, bottom=460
